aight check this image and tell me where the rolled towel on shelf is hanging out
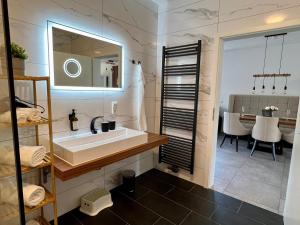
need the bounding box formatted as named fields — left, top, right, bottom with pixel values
left=23, top=183, right=46, bottom=207
left=0, top=145, right=46, bottom=167
left=0, top=182, right=45, bottom=207
left=0, top=110, right=27, bottom=124
left=17, top=108, right=42, bottom=122
left=26, top=220, right=40, bottom=225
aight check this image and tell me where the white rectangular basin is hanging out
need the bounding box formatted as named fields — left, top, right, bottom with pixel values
left=53, top=127, right=148, bottom=166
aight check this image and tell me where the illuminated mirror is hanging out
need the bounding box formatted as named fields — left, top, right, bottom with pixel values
left=48, top=22, right=124, bottom=90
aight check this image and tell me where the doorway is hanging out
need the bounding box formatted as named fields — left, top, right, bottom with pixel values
left=211, top=28, right=300, bottom=215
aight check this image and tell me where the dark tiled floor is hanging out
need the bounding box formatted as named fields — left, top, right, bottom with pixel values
left=54, top=169, right=284, bottom=225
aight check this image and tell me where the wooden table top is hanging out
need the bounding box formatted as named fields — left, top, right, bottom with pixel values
left=240, top=114, right=296, bottom=128
left=54, top=133, right=168, bottom=181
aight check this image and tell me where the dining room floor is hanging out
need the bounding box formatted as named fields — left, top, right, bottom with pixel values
left=214, top=134, right=291, bottom=215
left=53, top=168, right=284, bottom=225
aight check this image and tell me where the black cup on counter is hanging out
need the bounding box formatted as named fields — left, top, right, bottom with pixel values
left=101, top=122, right=109, bottom=132
left=109, top=121, right=116, bottom=130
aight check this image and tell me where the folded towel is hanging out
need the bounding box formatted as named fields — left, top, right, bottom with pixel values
left=0, top=181, right=45, bottom=207
left=0, top=110, right=27, bottom=124
left=0, top=145, right=46, bottom=167
left=26, top=220, right=40, bottom=225
left=17, top=108, right=42, bottom=122
left=23, top=183, right=46, bottom=207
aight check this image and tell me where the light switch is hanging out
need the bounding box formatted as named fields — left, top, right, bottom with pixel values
left=112, top=101, right=118, bottom=115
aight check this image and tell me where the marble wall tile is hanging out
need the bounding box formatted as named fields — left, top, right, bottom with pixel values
left=219, top=0, right=300, bottom=22
left=158, top=24, right=217, bottom=52
left=136, top=0, right=159, bottom=13
left=156, top=0, right=207, bottom=14
left=158, top=0, right=219, bottom=35
left=103, top=0, right=158, bottom=34
left=218, top=5, right=300, bottom=34
left=103, top=13, right=157, bottom=57
left=8, top=0, right=102, bottom=34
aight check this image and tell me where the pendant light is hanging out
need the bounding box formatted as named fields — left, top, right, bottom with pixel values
left=261, top=36, right=268, bottom=94
left=252, top=33, right=291, bottom=94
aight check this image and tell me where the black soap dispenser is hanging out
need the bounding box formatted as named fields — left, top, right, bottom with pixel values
left=69, top=109, right=79, bottom=131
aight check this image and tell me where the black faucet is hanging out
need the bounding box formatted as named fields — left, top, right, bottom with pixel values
left=90, top=116, right=104, bottom=134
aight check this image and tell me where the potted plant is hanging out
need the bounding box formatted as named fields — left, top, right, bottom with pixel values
left=262, top=106, right=279, bottom=117
left=11, top=42, right=28, bottom=76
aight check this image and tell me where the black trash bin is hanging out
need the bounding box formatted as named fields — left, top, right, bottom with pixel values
left=122, top=170, right=136, bottom=193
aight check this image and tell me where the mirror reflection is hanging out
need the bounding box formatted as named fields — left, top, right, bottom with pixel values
left=50, top=24, right=123, bottom=89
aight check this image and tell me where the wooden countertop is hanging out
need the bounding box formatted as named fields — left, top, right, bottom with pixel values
left=240, top=114, right=296, bottom=128
left=54, top=133, right=168, bottom=181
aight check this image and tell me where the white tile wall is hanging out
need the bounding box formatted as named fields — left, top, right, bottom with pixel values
left=6, top=0, right=158, bottom=219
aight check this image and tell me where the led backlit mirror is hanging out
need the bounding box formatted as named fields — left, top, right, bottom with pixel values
left=48, top=22, right=124, bottom=90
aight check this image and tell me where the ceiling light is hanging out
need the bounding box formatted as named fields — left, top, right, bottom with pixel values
left=265, top=14, right=286, bottom=24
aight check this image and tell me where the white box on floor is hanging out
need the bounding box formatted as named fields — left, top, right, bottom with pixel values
left=80, top=188, right=113, bottom=216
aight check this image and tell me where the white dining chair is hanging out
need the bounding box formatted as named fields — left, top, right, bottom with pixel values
left=282, top=131, right=295, bottom=145
left=220, top=112, right=251, bottom=152
left=251, top=116, right=282, bottom=161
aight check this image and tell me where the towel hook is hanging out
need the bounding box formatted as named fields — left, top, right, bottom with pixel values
left=131, top=59, right=141, bottom=65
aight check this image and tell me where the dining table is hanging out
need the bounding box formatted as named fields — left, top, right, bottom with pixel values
left=240, top=114, right=297, bottom=129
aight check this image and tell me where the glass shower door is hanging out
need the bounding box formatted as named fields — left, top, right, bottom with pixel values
left=0, top=0, right=26, bottom=224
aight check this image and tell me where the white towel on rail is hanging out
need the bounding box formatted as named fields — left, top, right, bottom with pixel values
left=0, top=181, right=45, bottom=207
left=0, top=145, right=46, bottom=167
left=136, top=64, right=147, bottom=131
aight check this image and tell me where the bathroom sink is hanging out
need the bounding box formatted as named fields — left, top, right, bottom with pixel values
left=53, top=127, right=148, bottom=166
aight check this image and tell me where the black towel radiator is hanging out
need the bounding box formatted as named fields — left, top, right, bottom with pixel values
left=159, top=41, right=202, bottom=174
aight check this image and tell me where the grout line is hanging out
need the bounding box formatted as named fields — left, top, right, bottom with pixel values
left=108, top=208, right=131, bottom=224
left=163, top=185, right=175, bottom=195
left=116, top=189, right=176, bottom=225
left=188, top=184, right=196, bottom=192
left=236, top=201, right=244, bottom=213
left=135, top=189, right=151, bottom=201
left=208, top=205, right=219, bottom=219
left=152, top=217, right=163, bottom=225
left=179, top=210, right=192, bottom=225
left=70, top=212, right=84, bottom=225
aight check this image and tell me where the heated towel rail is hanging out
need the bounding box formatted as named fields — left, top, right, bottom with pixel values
left=159, top=41, right=201, bottom=174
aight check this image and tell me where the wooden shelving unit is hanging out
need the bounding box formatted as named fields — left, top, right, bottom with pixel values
left=0, top=75, right=58, bottom=225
